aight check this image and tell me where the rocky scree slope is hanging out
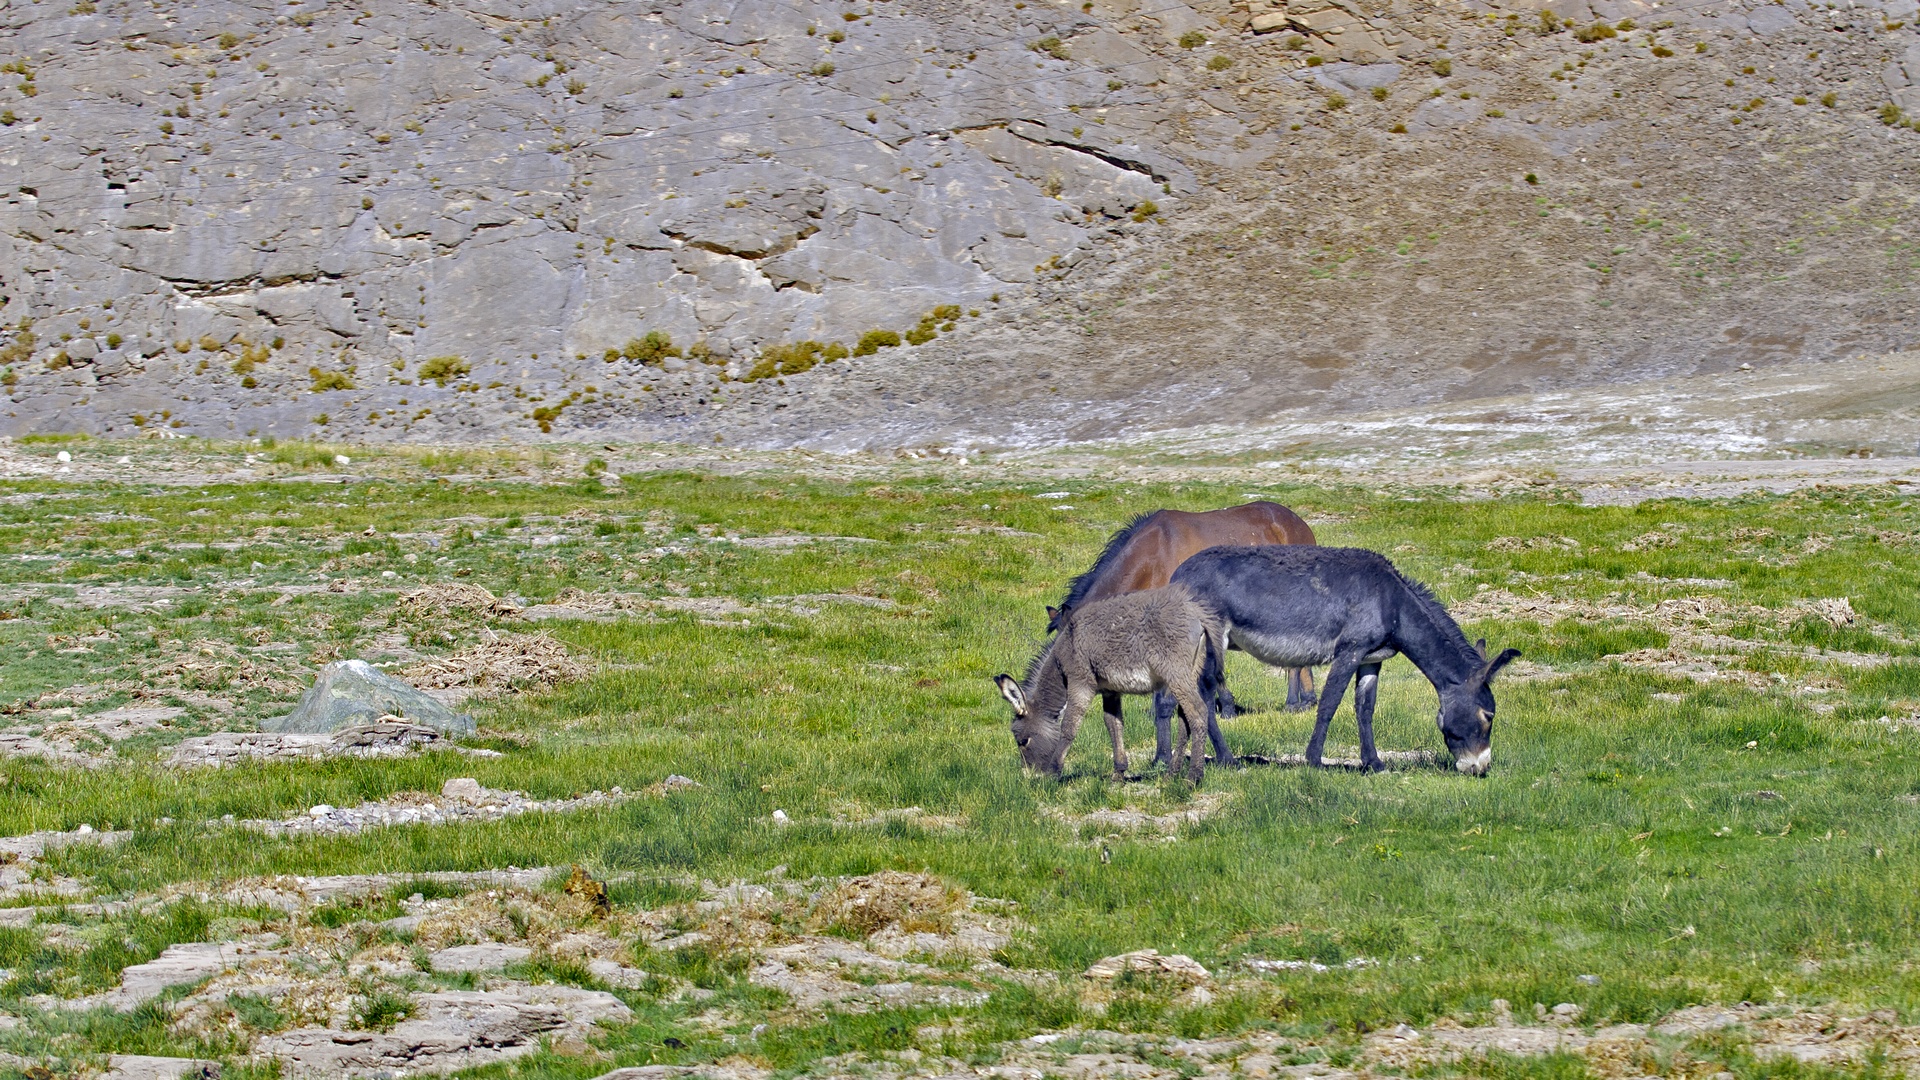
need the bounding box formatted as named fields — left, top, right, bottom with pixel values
left=0, top=0, right=1916, bottom=450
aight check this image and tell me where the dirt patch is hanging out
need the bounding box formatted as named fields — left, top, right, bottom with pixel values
left=1047, top=791, right=1234, bottom=840
left=166, top=721, right=491, bottom=767
left=400, top=633, right=590, bottom=692
left=397, top=583, right=521, bottom=621
left=235, top=779, right=638, bottom=838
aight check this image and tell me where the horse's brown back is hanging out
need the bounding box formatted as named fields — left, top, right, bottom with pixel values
left=1076, top=501, right=1315, bottom=610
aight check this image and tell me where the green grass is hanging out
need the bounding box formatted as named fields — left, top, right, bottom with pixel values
left=0, top=442, right=1916, bottom=1074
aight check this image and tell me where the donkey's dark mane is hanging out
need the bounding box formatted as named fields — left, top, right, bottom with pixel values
left=1389, top=565, right=1481, bottom=667
left=1054, top=511, right=1159, bottom=616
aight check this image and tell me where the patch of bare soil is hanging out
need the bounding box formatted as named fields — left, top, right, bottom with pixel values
left=1453, top=587, right=1879, bottom=684
left=1046, top=791, right=1235, bottom=842
left=398, top=583, right=522, bottom=621
left=400, top=632, right=590, bottom=692
left=235, top=778, right=637, bottom=838
left=165, top=720, right=484, bottom=767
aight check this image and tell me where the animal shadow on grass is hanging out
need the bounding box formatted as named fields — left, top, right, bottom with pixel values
left=1224, top=749, right=1448, bottom=773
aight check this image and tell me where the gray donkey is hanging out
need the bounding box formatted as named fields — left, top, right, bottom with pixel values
left=994, top=584, right=1223, bottom=784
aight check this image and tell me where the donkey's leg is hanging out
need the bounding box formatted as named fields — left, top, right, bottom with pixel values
left=1284, top=667, right=1319, bottom=711
left=1101, top=691, right=1128, bottom=780
left=1353, top=662, right=1384, bottom=772
left=1150, top=689, right=1175, bottom=770
left=1304, top=654, right=1360, bottom=767
left=1168, top=681, right=1213, bottom=785
left=1216, top=682, right=1239, bottom=720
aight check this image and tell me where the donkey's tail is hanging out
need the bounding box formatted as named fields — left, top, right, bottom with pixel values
left=1199, top=620, right=1228, bottom=714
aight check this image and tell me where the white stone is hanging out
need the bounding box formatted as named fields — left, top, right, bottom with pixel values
left=442, top=777, right=485, bottom=800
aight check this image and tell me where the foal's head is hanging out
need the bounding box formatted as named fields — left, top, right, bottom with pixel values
left=1436, top=640, right=1521, bottom=775
left=993, top=667, right=1073, bottom=775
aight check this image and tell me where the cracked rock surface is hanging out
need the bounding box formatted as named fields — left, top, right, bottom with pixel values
left=2, top=0, right=1915, bottom=452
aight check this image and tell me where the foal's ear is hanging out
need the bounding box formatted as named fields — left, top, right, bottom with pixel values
left=993, top=674, right=1028, bottom=714
left=1484, top=648, right=1522, bottom=681
left=1474, top=637, right=1488, bottom=658
left=1045, top=605, right=1061, bottom=626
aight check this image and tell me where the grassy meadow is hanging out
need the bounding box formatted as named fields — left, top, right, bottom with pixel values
left=0, top=438, right=1917, bottom=1077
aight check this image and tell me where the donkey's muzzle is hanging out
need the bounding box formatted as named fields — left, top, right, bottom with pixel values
left=1454, top=747, right=1491, bottom=776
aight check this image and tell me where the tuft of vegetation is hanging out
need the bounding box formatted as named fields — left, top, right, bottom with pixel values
left=852, top=329, right=902, bottom=356
left=419, top=355, right=471, bottom=387
left=1326, top=92, right=1348, bottom=110
left=1880, top=102, right=1905, bottom=126
left=1430, top=57, right=1451, bottom=76
left=1031, top=36, right=1070, bottom=61
left=743, top=340, right=850, bottom=381
left=1573, top=21, right=1616, bottom=41
left=309, top=368, right=354, bottom=392
left=811, top=61, right=836, bottom=77
left=607, top=331, right=682, bottom=367
left=1206, top=54, right=1234, bottom=71
left=1177, top=29, right=1207, bottom=48
left=1131, top=199, right=1159, bottom=222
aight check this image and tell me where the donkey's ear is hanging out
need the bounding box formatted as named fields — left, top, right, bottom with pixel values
left=1484, top=648, right=1522, bottom=681
left=1045, top=605, right=1061, bottom=624
left=994, top=674, right=1028, bottom=714
left=1474, top=638, right=1488, bottom=658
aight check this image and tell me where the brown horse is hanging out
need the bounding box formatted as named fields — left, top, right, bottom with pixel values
left=1047, top=501, right=1319, bottom=768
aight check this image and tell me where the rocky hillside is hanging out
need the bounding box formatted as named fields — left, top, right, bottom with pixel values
left=1, top=0, right=1917, bottom=450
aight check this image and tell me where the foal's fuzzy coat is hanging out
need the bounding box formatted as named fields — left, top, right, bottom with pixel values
left=995, top=584, right=1223, bottom=783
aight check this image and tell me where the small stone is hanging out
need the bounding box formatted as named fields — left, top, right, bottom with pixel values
left=309, top=805, right=334, bottom=817
left=55, top=450, right=71, bottom=463
left=771, top=809, right=791, bottom=824
left=334, top=454, right=351, bottom=465
left=381, top=570, right=399, bottom=579
left=75, top=823, right=93, bottom=834
left=1551, top=1002, right=1584, bottom=1020
left=442, top=778, right=484, bottom=800
left=117, top=456, right=130, bottom=464
left=1577, top=974, right=1602, bottom=986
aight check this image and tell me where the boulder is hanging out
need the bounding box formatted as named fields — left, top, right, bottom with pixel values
left=262, top=660, right=473, bottom=735
left=102, top=1057, right=221, bottom=1080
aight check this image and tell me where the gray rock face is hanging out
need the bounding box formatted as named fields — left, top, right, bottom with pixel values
left=264, top=660, right=473, bottom=735
left=0, top=0, right=1197, bottom=441
left=102, top=1056, right=221, bottom=1080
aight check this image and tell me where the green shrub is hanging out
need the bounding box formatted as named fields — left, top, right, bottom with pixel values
left=1880, top=102, right=1905, bottom=125
left=1326, top=92, right=1347, bottom=109
left=1206, top=54, right=1233, bottom=71
left=852, top=329, right=901, bottom=356
left=309, top=367, right=354, bottom=391
left=1573, top=21, right=1616, bottom=41
left=419, top=355, right=470, bottom=386
left=743, top=340, right=849, bottom=381
left=1131, top=199, right=1159, bottom=222
left=1821, top=91, right=1837, bottom=107
left=1177, top=30, right=1207, bottom=48
left=1430, top=57, right=1451, bottom=76
left=1306, top=54, right=1325, bottom=66
left=904, top=323, right=936, bottom=346
left=1032, top=36, right=1070, bottom=60
left=610, top=331, right=681, bottom=366
left=811, top=61, right=835, bottom=76
left=929, top=304, right=962, bottom=322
